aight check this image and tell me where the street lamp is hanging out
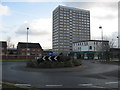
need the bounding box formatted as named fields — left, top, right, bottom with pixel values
left=99, top=26, right=103, bottom=59
left=99, top=26, right=103, bottom=41
left=26, top=27, right=29, bottom=59
left=117, top=36, right=119, bottom=48
left=27, top=27, right=29, bottom=43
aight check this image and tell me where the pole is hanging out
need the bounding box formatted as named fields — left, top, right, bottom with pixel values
left=26, top=27, right=29, bottom=59
left=117, top=36, right=119, bottom=48
left=99, top=26, right=103, bottom=60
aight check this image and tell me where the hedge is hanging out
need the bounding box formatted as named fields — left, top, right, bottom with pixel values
left=26, top=56, right=82, bottom=68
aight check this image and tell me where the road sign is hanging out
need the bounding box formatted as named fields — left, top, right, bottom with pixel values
left=49, top=51, right=53, bottom=56
left=37, top=56, right=60, bottom=63
left=48, top=56, right=52, bottom=61
left=43, top=56, right=46, bottom=61
left=54, top=56, right=59, bottom=61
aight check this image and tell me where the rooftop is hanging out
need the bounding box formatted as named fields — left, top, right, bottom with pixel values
left=0, top=41, right=7, bottom=47
left=73, top=40, right=109, bottom=43
left=17, top=42, right=42, bottom=49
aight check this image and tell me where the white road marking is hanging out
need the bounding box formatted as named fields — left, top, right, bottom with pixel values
left=105, top=82, right=118, bottom=84
left=46, top=85, right=63, bottom=87
left=78, top=83, right=93, bottom=86
left=90, top=85, right=105, bottom=88
left=15, top=84, right=31, bottom=87
left=78, top=83, right=105, bottom=88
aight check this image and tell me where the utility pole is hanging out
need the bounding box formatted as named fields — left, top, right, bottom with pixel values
left=26, top=27, right=29, bottom=60
left=99, top=26, right=103, bottom=60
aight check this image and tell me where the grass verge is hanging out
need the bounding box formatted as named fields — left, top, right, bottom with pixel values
left=0, top=60, right=28, bottom=62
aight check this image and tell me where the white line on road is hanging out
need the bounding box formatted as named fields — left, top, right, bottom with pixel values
left=90, top=85, right=105, bottom=88
left=15, top=84, right=31, bottom=87
left=78, top=83, right=93, bottom=86
left=105, top=82, right=118, bottom=84
left=78, top=83, right=105, bottom=88
left=46, top=85, right=63, bottom=87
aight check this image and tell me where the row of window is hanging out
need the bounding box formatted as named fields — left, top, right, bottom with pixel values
left=59, top=16, right=89, bottom=20
left=59, top=8, right=89, bottom=14
left=73, top=42, right=109, bottom=46
left=58, top=13, right=90, bottom=18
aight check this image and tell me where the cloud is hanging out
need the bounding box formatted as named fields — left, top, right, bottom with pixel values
left=64, top=2, right=118, bottom=20
left=0, top=4, right=11, bottom=16
left=15, top=18, right=52, bottom=36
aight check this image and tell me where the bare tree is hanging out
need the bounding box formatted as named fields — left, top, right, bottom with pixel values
left=109, top=39, right=116, bottom=48
left=6, top=36, right=14, bottom=48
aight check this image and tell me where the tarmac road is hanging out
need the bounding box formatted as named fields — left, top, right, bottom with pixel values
left=2, top=60, right=120, bottom=89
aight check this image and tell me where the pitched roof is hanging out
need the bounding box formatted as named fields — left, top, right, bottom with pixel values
left=17, top=42, right=42, bottom=49
left=0, top=41, right=7, bottom=48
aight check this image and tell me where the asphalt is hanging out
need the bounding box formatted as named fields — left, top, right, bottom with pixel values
left=2, top=60, right=120, bottom=89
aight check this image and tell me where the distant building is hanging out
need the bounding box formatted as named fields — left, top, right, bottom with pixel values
left=73, top=40, right=109, bottom=52
left=118, top=32, right=120, bottom=48
left=43, top=49, right=53, bottom=56
left=7, top=48, right=17, bottom=55
left=72, top=40, right=109, bottom=59
left=53, top=5, right=90, bottom=55
left=17, top=42, right=43, bottom=56
left=0, top=41, right=7, bottom=56
left=110, top=48, right=120, bottom=60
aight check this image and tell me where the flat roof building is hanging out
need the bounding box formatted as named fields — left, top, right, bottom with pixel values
left=73, top=40, right=109, bottom=52
left=52, top=5, right=90, bottom=55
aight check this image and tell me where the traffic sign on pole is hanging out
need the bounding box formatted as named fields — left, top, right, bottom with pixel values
left=49, top=51, right=53, bottom=56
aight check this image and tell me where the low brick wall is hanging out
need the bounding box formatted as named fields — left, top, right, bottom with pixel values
left=2, top=55, right=36, bottom=60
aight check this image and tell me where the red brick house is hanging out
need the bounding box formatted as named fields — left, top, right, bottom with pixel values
left=17, top=42, right=43, bottom=57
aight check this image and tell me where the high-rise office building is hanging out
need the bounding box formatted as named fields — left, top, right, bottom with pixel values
left=53, top=5, right=90, bottom=55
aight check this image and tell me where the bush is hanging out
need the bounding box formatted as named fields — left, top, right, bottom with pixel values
left=59, top=56, right=70, bottom=61
left=56, top=62, right=64, bottom=68
left=72, top=59, right=82, bottom=66
left=38, top=61, right=54, bottom=68
left=26, top=56, right=82, bottom=68
left=64, top=60, right=73, bottom=67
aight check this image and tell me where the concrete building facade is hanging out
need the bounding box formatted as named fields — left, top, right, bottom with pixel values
left=53, top=5, right=90, bottom=55
left=73, top=40, right=109, bottom=52
left=72, top=40, right=109, bottom=59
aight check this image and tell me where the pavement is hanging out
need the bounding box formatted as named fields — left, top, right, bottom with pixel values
left=2, top=60, right=120, bottom=90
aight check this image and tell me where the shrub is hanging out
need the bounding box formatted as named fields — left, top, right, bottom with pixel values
left=56, top=62, right=64, bottom=68
left=72, top=59, right=82, bottom=66
left=64, top=60, right=73, bottom=67
left=59, top=56, right=70, bottom=61
left=26, top=56, right=82, bottom=68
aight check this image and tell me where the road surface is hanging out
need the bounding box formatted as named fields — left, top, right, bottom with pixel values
left=2, top=60, right=120, bottom=89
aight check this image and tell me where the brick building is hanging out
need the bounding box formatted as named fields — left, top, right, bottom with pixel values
left=0, top=41, right=7, bottom=56
left=17, top=42, right=43, bottom=57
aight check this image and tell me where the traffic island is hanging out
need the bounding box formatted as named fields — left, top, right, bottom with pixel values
left=26, top=56, right=82, bottom=68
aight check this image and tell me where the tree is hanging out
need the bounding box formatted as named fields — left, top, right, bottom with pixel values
left=6, top=36, right=14, bottom=48
left=109, top=39, right=116, bottom=48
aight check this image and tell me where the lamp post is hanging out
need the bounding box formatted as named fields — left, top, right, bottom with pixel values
left=117, top=36, right=119, bottom=48
left=99, top=26, right=103, bottom=59
left=26, top=27, right=29, bottom=59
